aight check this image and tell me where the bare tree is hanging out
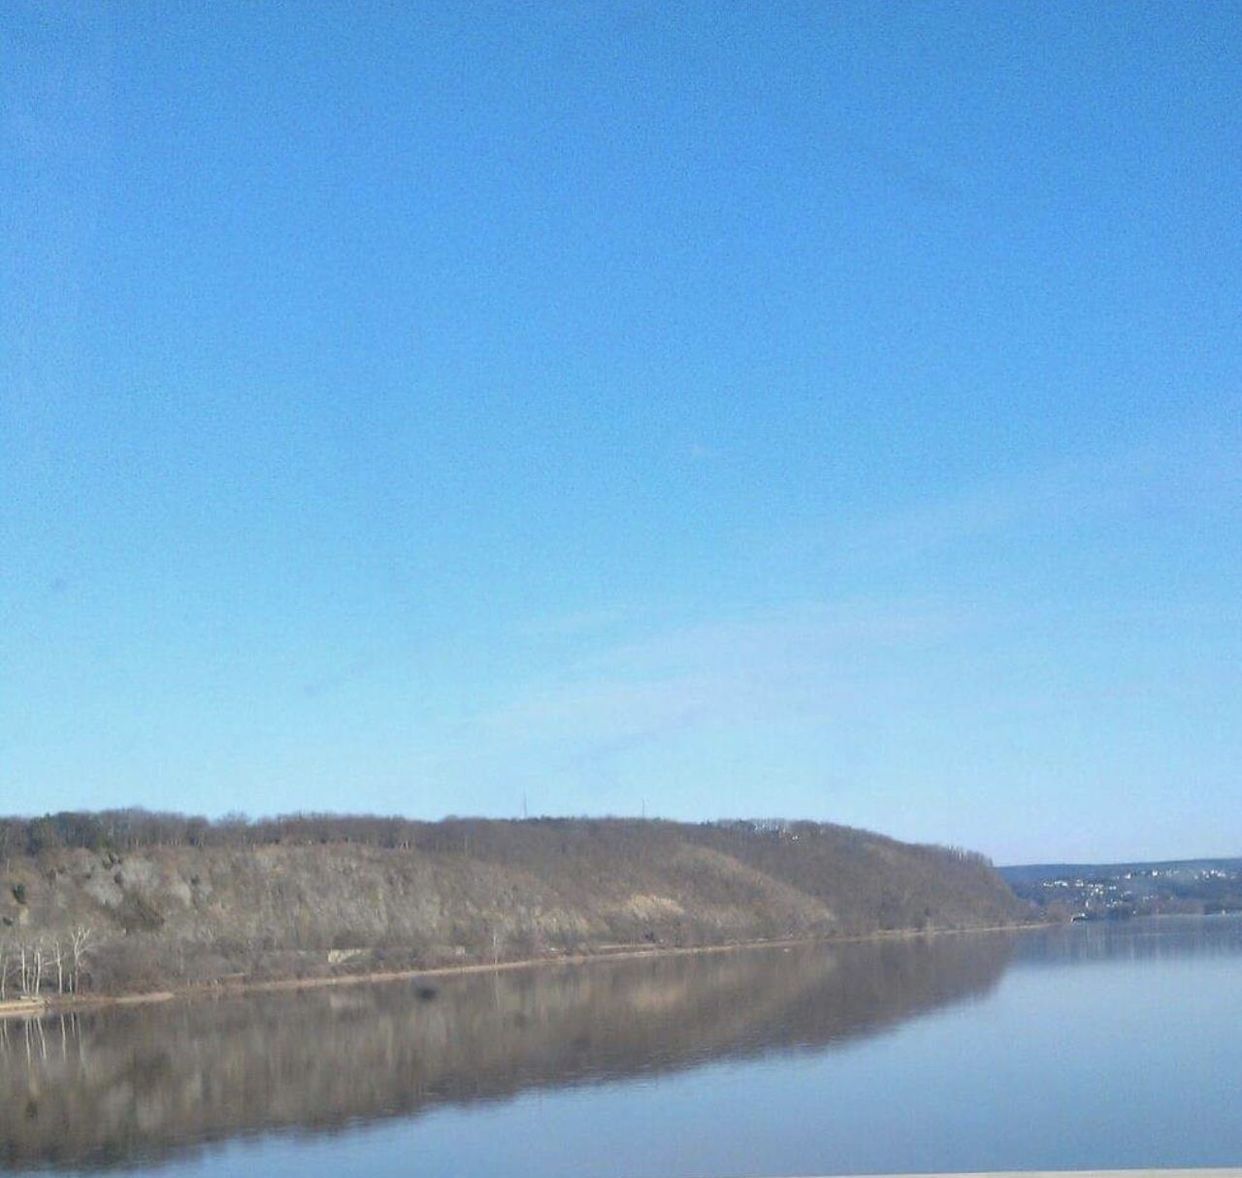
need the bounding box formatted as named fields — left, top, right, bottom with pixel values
left=69, top=925, right=94, bottom=994
left=31, top=940, right=45, bottom=996
left=50, top=937, right=64, bottom=995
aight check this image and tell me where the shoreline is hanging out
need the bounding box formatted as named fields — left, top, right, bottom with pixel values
left=0, top=918, right=1045, bottom=1020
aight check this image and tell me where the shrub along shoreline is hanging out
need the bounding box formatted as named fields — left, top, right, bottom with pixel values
left=0, top=919, right=1044, bottom=1019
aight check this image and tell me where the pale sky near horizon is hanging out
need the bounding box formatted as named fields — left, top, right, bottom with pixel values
left=3, top=2, right=1239, bottom=865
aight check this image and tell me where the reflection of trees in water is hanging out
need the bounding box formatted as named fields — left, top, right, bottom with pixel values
left=0, top=935, right=1013, bottom=1172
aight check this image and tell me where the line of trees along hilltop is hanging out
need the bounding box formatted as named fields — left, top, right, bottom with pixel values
left=1, top=811, right=1029, bottom=998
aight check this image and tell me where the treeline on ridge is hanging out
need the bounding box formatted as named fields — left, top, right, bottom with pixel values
left=0, top=808, right=994, bottom=864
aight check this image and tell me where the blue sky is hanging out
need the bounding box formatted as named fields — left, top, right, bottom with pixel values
left=3, top=2, right=1239, bottom=864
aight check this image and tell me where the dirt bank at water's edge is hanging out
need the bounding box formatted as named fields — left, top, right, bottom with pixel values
left=2, top=919, right=1046, bottom=1019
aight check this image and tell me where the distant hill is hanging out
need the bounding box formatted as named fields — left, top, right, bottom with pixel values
left=0, top=812, right=1027, bottom=996
left=1000, top=857, right=1242, bottom=918
left=1000, top=857, right=1242, bottom=884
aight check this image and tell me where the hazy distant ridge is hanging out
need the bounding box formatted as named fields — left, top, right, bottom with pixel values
left=1000, top=857, right=1242, bottom=884
left=1001, top=857, right=1242, bottom=918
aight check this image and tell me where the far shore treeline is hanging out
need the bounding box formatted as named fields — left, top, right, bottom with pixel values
left=1, top=810, right=1030, bottom=1001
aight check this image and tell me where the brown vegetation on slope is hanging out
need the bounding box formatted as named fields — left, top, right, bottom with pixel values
left=0, top=813, right=1026, bottom=996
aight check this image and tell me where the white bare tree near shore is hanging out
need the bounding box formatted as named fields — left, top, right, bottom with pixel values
left=69, top=926, right=95, bottom=993
left=0, top=927, right=94, bottom=999
left=30, top=941, right=43, bottom=996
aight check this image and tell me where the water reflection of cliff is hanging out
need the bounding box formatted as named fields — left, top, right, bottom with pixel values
left=0, top=935, right=1013, bottom=1172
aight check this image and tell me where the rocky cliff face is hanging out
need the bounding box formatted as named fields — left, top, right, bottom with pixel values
left=0, top=818, right=1025, bottom=994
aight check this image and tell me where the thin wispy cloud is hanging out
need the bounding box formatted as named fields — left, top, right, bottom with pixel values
left=513, top=604, right=633, bottom=641
left=475, top=598, right=972, bottom=768
left=423, top=417, right=1241, bottom=826
left=820, top=421, right=1241, bottom=572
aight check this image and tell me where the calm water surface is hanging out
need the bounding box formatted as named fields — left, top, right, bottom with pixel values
left=3, top=916, right=1241, bottom=1176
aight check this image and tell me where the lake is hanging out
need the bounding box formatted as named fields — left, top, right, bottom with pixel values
left=3, top=916, right=1241, bottom=1176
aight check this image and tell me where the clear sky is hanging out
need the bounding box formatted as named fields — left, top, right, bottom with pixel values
left=3, top=2, right=1239, bottom=864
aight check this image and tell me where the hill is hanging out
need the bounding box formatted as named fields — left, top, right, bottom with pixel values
left=1000, top=857, right=1242, bottom=918
left=0, top=812, right=1027, bottom=996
